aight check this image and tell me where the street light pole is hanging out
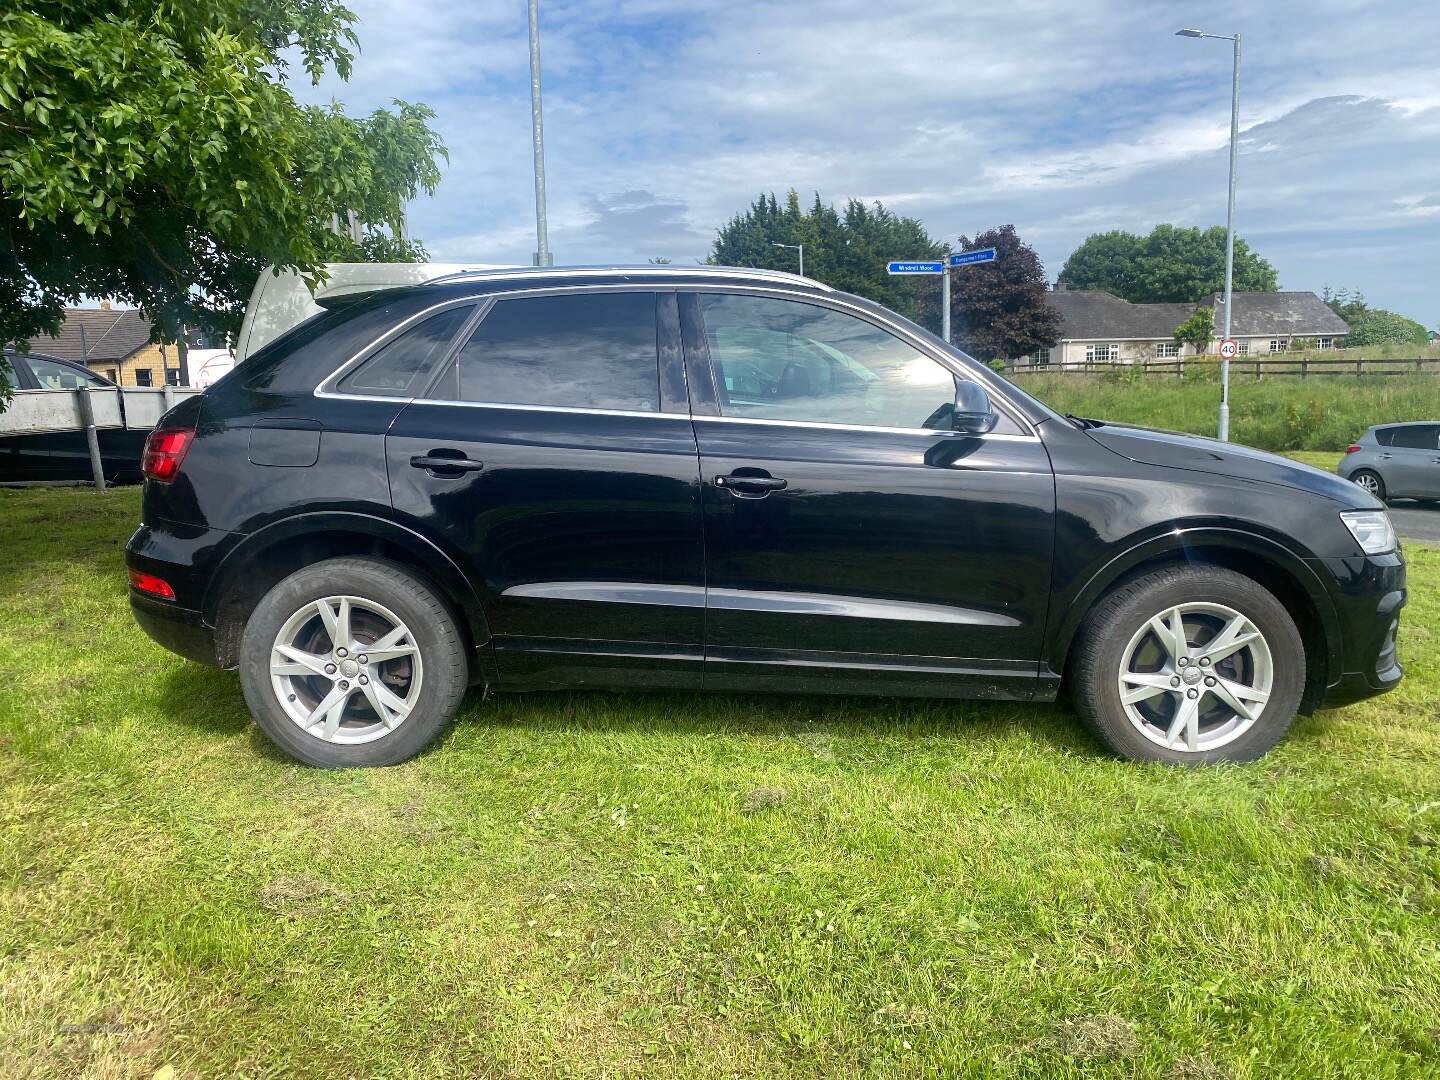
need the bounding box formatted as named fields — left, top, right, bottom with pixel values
left=1177, top=27, right=1241, bottom=441
left=527, top=0, right=553, bottom=267
left=771, top=242, right=804, bottom=278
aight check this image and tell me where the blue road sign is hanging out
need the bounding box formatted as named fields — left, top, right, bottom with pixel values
left=948, top=247, right=997, bottom=267
left=886, top=261, right=945, bottom=275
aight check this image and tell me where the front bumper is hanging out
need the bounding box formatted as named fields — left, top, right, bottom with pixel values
left=1310, top=551, right=1406, bottom=709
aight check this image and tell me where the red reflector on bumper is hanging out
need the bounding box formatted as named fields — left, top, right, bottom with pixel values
left=128, top=568, right=176, bottom=599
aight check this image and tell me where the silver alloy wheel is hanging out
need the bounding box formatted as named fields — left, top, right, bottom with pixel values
left=1353, top=472, right=1381, bottom=496
left=269, top=595, right=423, bottom=745
left=1117, top=601, right=1274, bottom=753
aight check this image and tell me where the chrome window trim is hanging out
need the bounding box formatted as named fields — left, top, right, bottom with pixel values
left=314, top=296, right=490, bottom=400
left=313, top=279, right=1038, bottom=437
left=422, top=264, right=832, bottom=292
left=377, top=396, right=1038, bottom=440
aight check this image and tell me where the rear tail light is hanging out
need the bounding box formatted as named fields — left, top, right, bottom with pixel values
left=1345, top=444, right=1363, bottom=454
left=127, top=568, right=175, bottom=599
left=142, top=427, right=194, bottom=482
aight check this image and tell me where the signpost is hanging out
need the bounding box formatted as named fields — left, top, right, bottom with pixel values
left=1218, top=338, right=1238, bottom=360
left=884, top=247, right=1000, bottom=343
left=948, top=247, right=997, bottom=267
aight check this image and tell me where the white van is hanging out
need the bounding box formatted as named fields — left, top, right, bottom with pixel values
left=234, top=262, right=514, bottom=362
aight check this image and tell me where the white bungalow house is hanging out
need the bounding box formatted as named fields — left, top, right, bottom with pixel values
left=1021, top=287, right=1351, bottom=367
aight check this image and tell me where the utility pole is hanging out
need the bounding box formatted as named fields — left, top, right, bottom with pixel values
left=942, top=270, right=951, bottom=343
left=1177, top=27, right=1241, bottom=441
left=771, top=242, right=804, bottom=278
left=528, top=0, right=553, bottom=266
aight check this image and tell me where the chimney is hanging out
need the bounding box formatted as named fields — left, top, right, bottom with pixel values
left=99, top=300, right=111, bottom=310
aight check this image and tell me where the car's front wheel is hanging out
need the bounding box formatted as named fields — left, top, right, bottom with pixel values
left=238, top=557, right=468, bottom=767
left=1071, top=566, right=1306, bottom=764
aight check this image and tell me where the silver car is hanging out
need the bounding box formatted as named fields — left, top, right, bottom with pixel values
left=1338, top=422, right=1440, bottom=501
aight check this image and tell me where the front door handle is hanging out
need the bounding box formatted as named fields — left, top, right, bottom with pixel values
left=410, top=452, right=484, bottom=477
left=715, top=473, right=787, bottom=493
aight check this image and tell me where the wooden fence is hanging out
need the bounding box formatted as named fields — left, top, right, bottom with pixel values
left=1005, top=356, right=1440, bottom=378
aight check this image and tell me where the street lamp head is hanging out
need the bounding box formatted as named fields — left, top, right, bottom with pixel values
left=1175, top=28, right=1205, bottom=37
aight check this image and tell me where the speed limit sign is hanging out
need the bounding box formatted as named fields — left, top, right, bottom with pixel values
left=1219, top=338, right=1238, bottom=359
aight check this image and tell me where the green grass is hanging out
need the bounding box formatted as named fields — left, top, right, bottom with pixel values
left=2, top=486, right=1438, bottom=1078
left=1012, top=373, right=1440, bottom=451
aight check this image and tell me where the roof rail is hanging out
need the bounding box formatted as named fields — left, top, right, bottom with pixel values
left=422, top=264, right=833, bottom=292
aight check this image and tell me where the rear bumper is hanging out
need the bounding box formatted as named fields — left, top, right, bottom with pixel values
left=130, top=592, right=220, bottom=667
left=126, top=518, right=238, bottom=668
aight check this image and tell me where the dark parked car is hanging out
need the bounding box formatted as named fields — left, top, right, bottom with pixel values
left=125, top=266, right=1406, bottom=767
left=0, top=350, right=148, bottom=483
left=1338, top=422, right=1440, bottom=502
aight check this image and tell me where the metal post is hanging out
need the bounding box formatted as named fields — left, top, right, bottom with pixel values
left=75, top=388, right=106, bottom=491
left=797, top=245, right=804, bottom=279
left=942, top=268, right=951, bottom=344
left=1217, top=32, right=1240, bottom=441
left=527, top=0, right=552, bottom=267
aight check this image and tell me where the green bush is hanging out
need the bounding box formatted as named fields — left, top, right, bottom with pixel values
left=1012, top=373, right=1440, bottom=451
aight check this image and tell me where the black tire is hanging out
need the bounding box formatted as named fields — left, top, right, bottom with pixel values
left=1350, top=469, right=1386, bottom=501
left=1070, top=565, right=1306, bottom=765
left=237, top=557, right=468, bottom=767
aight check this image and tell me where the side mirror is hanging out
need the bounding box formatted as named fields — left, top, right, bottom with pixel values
left=952, top=380, right=998, bottom=435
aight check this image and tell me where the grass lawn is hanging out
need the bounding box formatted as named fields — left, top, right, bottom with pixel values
left=1, top=485, right=1437, bottom=1078
left=1009, top=373, right=1440, bottom=452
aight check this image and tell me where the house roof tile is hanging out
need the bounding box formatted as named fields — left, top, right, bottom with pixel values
left=31, top=308, right=156, bottom=364
left=1049, top=289, right=1351, bottom=341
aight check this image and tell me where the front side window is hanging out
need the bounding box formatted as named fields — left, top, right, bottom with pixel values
left=25, top=356, right=106, bottom=390
left=699, top=293, right=980, bottom=431
left=1156, top=342, right=1178, bottom=358
left=1269, top=339, right=1286, bottom=353
left=455, top=292, right=659, bottom=412
left=1085, top=344, right=1116, bottom=363
left=1318, top=337, right=1333, bottom=349
left=338, top=305, right=473, bottom=397
left=134, top=368, right=153, bottom=386
left=1237, top=341, right=1250, bottom=354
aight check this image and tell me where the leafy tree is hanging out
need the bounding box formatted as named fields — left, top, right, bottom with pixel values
left=1321, top=286, right=1369, bottom=323
left=709, top=191, right=942, bottom=323
left=928, top=225, right=1060, bottom=360
left=1173, top=307, right=1215, bottom=352
left=0, top=0, right=447, bottom=398
left=1058, top=225, right=1277, bottom=303
left=1341, top=309, right=1429, bottom=347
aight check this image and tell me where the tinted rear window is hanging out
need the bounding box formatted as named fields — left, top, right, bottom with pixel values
left=337, top=306, right=472, bottom=397
left=452, top=292, right=659, bottom=412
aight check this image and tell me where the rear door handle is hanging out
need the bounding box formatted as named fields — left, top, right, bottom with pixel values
left=410, top=453, right=484, bottom=476
left=715, top=473, right=787, bottom=492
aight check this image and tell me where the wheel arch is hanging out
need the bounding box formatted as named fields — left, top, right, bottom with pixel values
left=1048, top=527, right=1342, bottom=714
left=203, top=512, right=494, bottom=683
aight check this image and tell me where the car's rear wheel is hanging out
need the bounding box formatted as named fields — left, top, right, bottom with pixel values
left=238, top=557, right=468, bottom=767
left=1071, top=566, right=1305, bottom=764
left=1351, top=469, right=1385, bottom=500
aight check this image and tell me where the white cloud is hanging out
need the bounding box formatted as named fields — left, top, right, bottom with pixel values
left=291, top=0, right=1440, bottom=327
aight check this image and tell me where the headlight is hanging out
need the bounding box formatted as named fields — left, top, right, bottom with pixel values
left=1340, top=510, right=1397, bottom=555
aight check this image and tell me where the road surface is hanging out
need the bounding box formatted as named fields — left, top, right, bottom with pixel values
left=1390, top=501, right=1440, bottom=547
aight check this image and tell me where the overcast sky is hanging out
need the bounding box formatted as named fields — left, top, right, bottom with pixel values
left=294, top=0, right=1440, bottom=327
